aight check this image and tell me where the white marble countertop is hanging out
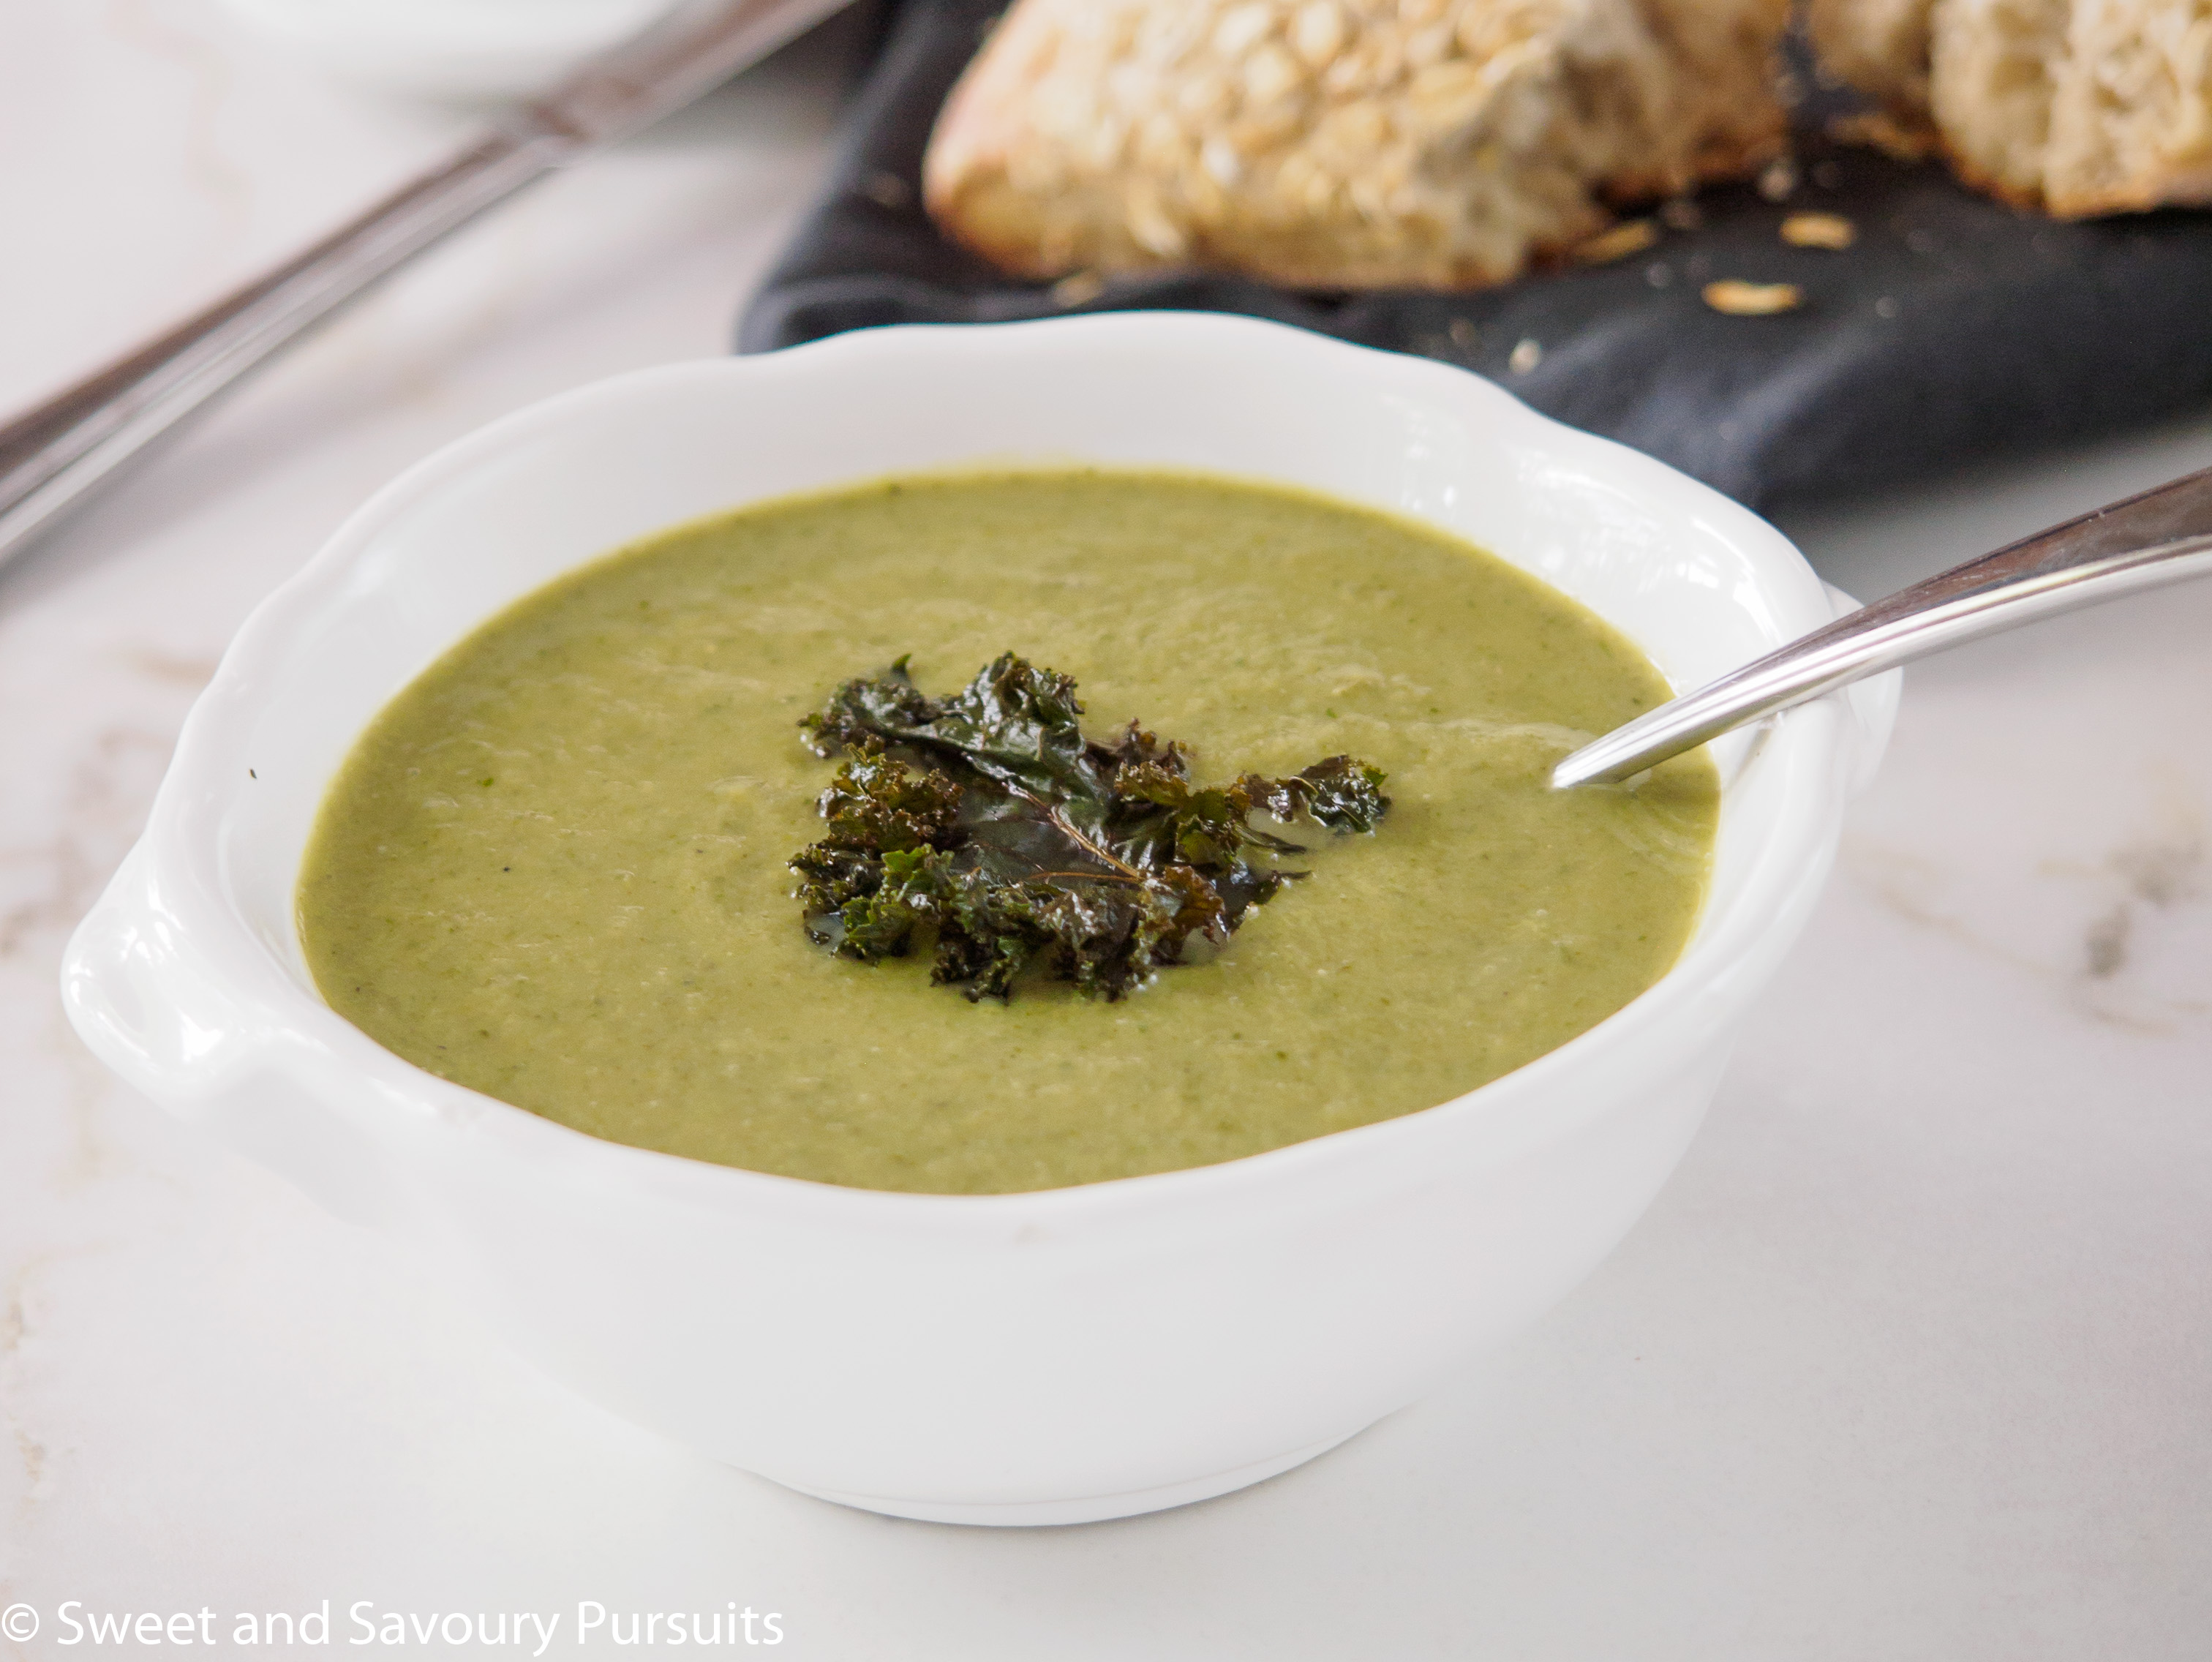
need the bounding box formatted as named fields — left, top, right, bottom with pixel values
left=3, top=4, right=2208, bottom=1657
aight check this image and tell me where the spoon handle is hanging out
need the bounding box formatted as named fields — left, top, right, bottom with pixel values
left=0, top=0, right=849, bottom=572
left=1551, top=463, right=2212, bottom=789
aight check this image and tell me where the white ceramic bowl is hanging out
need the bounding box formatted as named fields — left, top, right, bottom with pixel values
left=62, top=315, right=1895, bottom=1525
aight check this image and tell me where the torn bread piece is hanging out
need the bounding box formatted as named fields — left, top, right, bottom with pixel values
left=2040, top=0, right=2212, bottom=215
left=1817, top=0, right=2212, bottom=217
left=922, top=0, right=1791, bottom=292
left=1929, top=0, right=2069, bottom=203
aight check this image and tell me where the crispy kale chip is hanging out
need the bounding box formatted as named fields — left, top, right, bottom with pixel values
left=789, top=653, right=1389, bottom=1001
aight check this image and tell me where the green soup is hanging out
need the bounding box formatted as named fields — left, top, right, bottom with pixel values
left=298, top=470, right=1718, bottom=1194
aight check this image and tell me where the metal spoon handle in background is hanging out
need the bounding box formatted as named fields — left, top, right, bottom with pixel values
left=1551, top=462, right=2212, bottom=789
left=0, top=0, right=851, bottom=572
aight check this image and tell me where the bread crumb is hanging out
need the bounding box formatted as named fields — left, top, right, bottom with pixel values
left=1573, top=219, right=1659, bottom=263
left=1447, top=316, right=1478, bottom=347
left=1827, top=110, right=1938, bottom=164
left=1758, top=155, right=1799, bottom=201
left=1780, top=211, right=1856, bottom=249
left=1703, top=279, right=1802, bottom=315
left=1508, top=338, right=1543, bottom=374
left=1874, top=294, right=1900, bottom=318
left=1659, top=197, right=1703, bottom=231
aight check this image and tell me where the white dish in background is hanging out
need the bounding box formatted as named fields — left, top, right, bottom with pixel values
left=60, top=314, right=1896, bottom=1525
left=214, top=0, right=683, bottom=99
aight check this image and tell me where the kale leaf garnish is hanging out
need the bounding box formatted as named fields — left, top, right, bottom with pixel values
left=789, top=653, right=1389, bottom=1001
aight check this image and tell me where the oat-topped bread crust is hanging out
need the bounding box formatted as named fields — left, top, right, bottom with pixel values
left=922, top=0, right=1791, bottom=291
left=1818, top=0, right=2212, bottom=217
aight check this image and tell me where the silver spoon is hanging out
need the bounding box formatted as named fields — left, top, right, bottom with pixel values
left=0, top=0, right=851, bottom=572
left=1552, top=463, right=2212, bottom=789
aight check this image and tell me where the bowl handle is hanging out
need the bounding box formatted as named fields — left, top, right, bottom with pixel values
left=61, top=846, right=410, bottom=1229
left=61, top=844, right=258, bottom=1102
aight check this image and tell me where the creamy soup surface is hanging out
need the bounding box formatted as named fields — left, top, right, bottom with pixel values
left=298, top=470, right=1719, bottom=1194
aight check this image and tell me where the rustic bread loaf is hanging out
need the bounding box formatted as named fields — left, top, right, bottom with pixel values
left=922, top=0, right=1792, bottom=291
left=1815, top=0, right=2212, bottom=217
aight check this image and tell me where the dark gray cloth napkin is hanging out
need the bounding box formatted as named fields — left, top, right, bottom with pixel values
left=739, top=0, right=2212, bottom=507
